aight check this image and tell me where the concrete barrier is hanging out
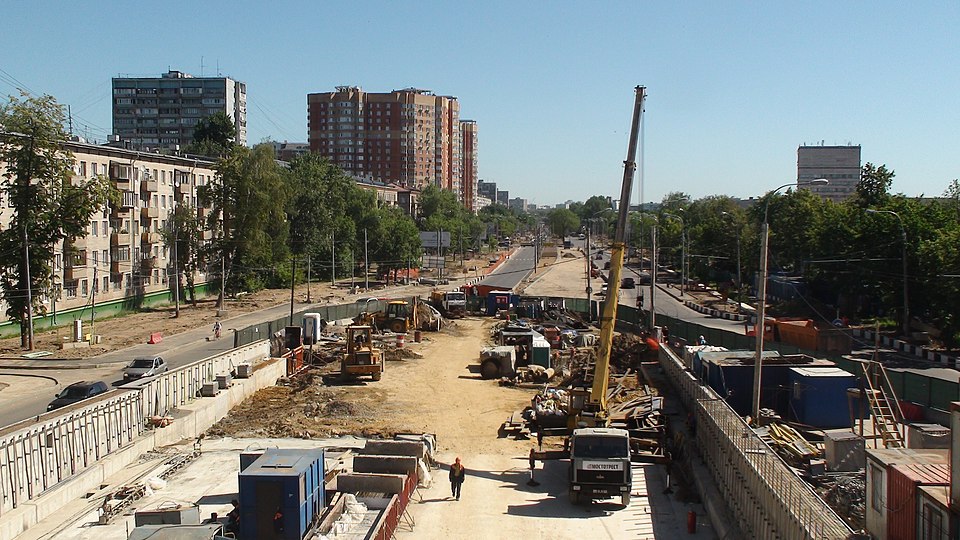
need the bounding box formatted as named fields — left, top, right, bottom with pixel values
left=353, top=455, right=419, bottom=477
left=362, top=440, right=425, bottom=460
left=336, top=473, right=407, bottom=495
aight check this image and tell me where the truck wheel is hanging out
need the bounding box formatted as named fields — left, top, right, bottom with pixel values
left=390, top=320, right=405, bottom=333
left=480, top=361, right=500, bottom=380
left=621, top=493, right=631, bottom=506
left=372, top=370, right=382, bottom=381
left=568, top=490, right=580, bottom=505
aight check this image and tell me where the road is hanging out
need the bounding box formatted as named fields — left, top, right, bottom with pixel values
left=0, top=282, right=435, bottom=429
left=478, top=245, right=536, bottom=289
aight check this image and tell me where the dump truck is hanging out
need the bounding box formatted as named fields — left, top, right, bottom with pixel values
left=342, top=325, right=383, bottom=381
left=429, top=290, right=467, bottom=318
left=568, top=427, right=632, bottom=505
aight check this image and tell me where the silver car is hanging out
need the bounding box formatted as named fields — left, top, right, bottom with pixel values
left=123, top=356, right=168, bottom=381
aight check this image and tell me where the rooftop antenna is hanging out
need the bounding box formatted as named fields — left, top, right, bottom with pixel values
left=200, top=56, right=204, bottom=77
left=67, top=105, right=73, bottom=136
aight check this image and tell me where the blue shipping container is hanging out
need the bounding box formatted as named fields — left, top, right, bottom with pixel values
left=789, top=367, right=856, bottom=428
left=239, top=448, right=325, bottom=540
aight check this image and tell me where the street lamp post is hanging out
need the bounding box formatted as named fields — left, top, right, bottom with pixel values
left=722, top=211, right=742, bottom=312
left=866, top=209, right=909, bottom=337
left=752, top=178, right=828, bottom=422
left=663, top=212, right=685, bottom=296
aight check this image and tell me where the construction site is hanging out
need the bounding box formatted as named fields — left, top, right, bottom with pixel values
left=6, top=87, right=960, bottom=540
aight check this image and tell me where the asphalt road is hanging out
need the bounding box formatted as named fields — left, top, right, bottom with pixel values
left=0, top=282, right=434, bottom=429
left=478, top=245, right=536, bottom=289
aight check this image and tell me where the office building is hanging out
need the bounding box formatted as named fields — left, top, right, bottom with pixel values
left=508, top=198, right=528, bottom=212
left=477, top=180, right=497, bottom=203
left=307, top=87, right=461, bottom=195
left=112, top=70, right=247, bottom=151
left=460, top=120, right=478, bottom=212
left=496, top=190, right=509, bottom=206
left=797, top=145, right=861, bottom=202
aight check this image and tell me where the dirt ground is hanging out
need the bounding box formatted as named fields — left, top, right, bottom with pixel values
left=208, top=317, right=536, bottom=455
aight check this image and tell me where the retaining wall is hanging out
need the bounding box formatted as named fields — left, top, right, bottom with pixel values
left=0, top=340, right=279, bottom=539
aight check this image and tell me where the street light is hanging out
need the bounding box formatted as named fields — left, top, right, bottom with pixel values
left=722, top=211, right=742, bottom=312
left=663, top=212, right=685, bottom=296
left=752, top=178, right=828, bottom=422
left=866, top=208, right=909, bottom=337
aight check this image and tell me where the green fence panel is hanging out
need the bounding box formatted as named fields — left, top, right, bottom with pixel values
left=929, top=378, right=959, bottom=411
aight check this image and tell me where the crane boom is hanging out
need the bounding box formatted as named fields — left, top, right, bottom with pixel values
left=589, top=86, right=646, bottom=415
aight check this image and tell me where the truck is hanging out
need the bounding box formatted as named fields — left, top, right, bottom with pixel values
left=429, top=290, right=467, bottom=318
left=568, top=427, right=632, bottom=505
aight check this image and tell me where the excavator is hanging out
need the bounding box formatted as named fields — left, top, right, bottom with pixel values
left=565, top=86, right=646, bottom=506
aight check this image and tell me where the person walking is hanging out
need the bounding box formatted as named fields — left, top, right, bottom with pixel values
left=449, top=457, right=466, bottom=500
left=213, top=320, right=222, bottom=340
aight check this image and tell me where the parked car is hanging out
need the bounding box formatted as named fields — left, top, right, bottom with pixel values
left=621, top=277, right=636, bottom=289
left=47, top=381, right=108, bottom=411
left=123, top=356, right=168, bottom=382
left=603, top=261, right=611, bottom=270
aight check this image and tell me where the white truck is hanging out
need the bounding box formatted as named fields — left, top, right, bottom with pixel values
left=568, top=427, right=632, bottom=505
left=429, top=290, right=467, bottom=318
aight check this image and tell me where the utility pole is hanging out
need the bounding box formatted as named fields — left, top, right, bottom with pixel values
left=363, top=228, right=369, bottom=291
left=351, top=252, right=355, bottom=291
left=23, top=221, right=34, bottom=350
left=90, top=266, right=97, bottom=338
left=289, top=255, right=296, bottom=326
left=173, top=225, right=180, bottom=317
left=585, top=223, right=592, bottom=316
left=650, top=225, right=657, bottom=330
left=306, top=255, right=311, bottom=303
left=331, top=232, right=336, bottom=287
left=437, top=228, right=443, bottom=281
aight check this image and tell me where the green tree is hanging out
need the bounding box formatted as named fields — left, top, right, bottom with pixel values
left=371, top=206, right=422, bottom=283
left=163, top=203, right=204, bottom=308
left=187, top=111, right=236, bottom=157
left=198, top=144, right=290, bottom=302
left=0, top=93, right=115, bottom=348
left=856, top=162, right=895, bottom=208
left=546, top=208, right=580, bottom=237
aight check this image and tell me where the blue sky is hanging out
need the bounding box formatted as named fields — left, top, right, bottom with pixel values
left=2, top=1, right=958, bottom=206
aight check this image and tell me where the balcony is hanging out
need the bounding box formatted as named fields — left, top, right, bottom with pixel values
left=141, top=207, right=159, bottom=219
left=68, top=236, right=88, bottom=249
left=111, top=260, right=124, bottom=274
left=141, top=180, right=159, bottom=192
left=141, top=257, right=159, bottom=269
left=141, top=232, right=163, bottom=245
left=63, top=264, right=88, bottom=281
left=111, top=232, right=131, bottom=246
left=178, top=183, right=192, bottom=195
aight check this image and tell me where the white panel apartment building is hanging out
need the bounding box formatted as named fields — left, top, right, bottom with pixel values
left=0, top=138, right=217, bottom=329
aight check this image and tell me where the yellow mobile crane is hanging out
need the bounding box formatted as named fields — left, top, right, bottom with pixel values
left=566, top=87, right=645, bottom=505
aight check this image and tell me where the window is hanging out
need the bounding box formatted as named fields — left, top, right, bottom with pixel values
left=91, top=251, right=98, bottom=266
left=102, top=250, right=108, bottom=265
left=55, top=253, right=62, bottom=270
left=92, top=163, right=99, bottom=176
left=102, top=221, right=108, bottom=235
left=92, top=221, right=98, bottom=236
left=78, top=161, right=87, bottom=176
left=103, top=276, right=109, bottom=293
left=80, top=279, right=88, bottom=296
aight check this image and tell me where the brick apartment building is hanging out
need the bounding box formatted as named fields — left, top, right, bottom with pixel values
left=460, top=120, right=478, bottom=212
left=307, top=86, right=462, bottom=197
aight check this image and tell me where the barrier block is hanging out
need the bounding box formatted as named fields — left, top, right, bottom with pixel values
left=147, top=332, right=162, bottom=344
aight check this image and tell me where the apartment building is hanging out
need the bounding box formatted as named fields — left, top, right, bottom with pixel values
left=0, top=138, right=217, bottom=331
left=307, top=86, right=461, bottom=196
left=477, top=179, right=497, bottom=203
left=112, top=70, right=247, bottom=151
left=797, top=145, right=861, bottom=202
left=460, top=120, right=478, bottom=212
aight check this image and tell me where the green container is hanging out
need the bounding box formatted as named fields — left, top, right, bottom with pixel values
left=532, top=337, right=551, bottom=368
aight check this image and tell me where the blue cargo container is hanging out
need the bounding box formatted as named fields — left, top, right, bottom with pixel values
left=486, top=291, right=518, bottom=316
left=789, top=367, right=856, bottom=428
left=239, top=448, right=325, bottom=540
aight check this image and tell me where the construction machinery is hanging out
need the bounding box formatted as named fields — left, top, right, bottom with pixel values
left=341, top=325, right=383, bottom=381
left=355, top=299, right=418, bottom=333
left=566, top=86, right=646, bottom=505
left=429, top=289, right=467, bottom=318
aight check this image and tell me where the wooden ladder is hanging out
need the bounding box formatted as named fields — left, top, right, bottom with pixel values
left=860, top=360, right=905, bottom=448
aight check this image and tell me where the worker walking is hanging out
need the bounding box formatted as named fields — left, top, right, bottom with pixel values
left=213, top=320, right=222, bottom=340
left=449, top=457, right=466, bottom=500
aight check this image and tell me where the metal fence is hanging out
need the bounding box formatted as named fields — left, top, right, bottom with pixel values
left=659, top=343, right=853, bottom=539
left=0, top=340, right=270, bottom=517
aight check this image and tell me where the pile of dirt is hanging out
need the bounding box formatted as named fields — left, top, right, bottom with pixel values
left=384, top=348, right=423, bottom=361
left=611, top=332, right=651, bottom=370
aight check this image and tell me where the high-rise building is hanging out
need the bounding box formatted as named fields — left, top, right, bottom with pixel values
left=497, top=190, right=509, bottom=206
left=460, top=120, right=478, bottom=212
left=797, top=145, right=861, bottom=202
left=112, top=70, right=247, bottom=151
left=477, top=180, right=497, bottom=203
left=307, top=87, right=461, bottom=194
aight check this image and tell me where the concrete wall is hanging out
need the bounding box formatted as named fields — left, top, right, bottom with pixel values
left=0, top=341, right=281, bottom=539
left=337, top=473, right=407, bottom=495
left=353, top=455, right=419, bottom=477
left=362, top=440, right=425, bottom=460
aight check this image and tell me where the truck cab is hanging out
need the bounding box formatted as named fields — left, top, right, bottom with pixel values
left=568, top=427, right=632, bottom=505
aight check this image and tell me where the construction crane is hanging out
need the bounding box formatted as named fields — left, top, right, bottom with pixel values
left=580, top=85, right=646, bottom=424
